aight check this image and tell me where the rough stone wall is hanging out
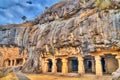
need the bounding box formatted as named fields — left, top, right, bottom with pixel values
left=105, top=56, right=118, bottom=73
left=24, top=9, right=120, bottom=56
left=0, top=0, right=119, bottom=73
left=0, top=45, right=28, bottom=67
left=0, top=27, right=26, bottom=47
left=22, top=9, right=120, bottom=72
left=0, top=0, right=119, bottom=54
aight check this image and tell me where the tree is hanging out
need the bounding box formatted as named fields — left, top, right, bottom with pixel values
left=21, top=16, right=27, bottom=21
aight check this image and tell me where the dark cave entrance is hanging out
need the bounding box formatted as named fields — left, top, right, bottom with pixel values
left=88, top=61, right=92, bottom=69
left=8, top=60, right=10, bottom=66
left=16, top=59, right=23, bottom=65
left=101, top=57, right=106, bottom=73
left=84, top=60, right=92, bottom=73
left=101, top=54, right=118, bottom=74
left=56, top=58, right=62, bottom=72
left=84, top=56, right=95, bottom=74
left=68, top=57, right=78, bottom=73
left=47, top=59, right=52, bottom=72
left=12, top=60, right=14, bottom=66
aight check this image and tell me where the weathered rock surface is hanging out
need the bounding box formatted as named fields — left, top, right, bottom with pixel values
left=0, top=67, right=18, bottom=80
left=0, top=67, right=14, bottom=78
left=112, top=68, right=120, bottom=80
left=0, top=0, right=120, bottom=73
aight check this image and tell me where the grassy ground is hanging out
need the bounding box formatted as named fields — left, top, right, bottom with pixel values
left=26, top=73, right=112, bottom=80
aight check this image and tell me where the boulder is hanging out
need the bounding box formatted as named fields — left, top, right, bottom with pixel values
left=112, top=68, right=120, bottom=80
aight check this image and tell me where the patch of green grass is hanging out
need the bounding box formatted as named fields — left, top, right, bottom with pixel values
left=93, top=37, right=96, bottom=43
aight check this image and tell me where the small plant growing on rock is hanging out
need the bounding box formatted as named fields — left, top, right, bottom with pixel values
left=93, top=37, right=96, bottom=43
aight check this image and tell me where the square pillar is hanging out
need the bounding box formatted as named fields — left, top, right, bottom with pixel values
left=78, top=56, right=85, bottom=75
left=116, top=56, right=120, bottom=68
left=5, top=60, right=8, bottom=67
left=14, top=59, right=16, bottom=66
left=52, top=58, right=57, bottom=73
left=41, top=58, right=45, bottom=73
left=92, top=60, right=95, bottom=73
left=10, top=60, right=13, bottom=66
left=23, top=58, right=26, bottom=65
left=62, top=58, right=68, bottom=74
left=43, top=61, right=48, bottom=73
left=95, top=56, right=103, bottom=76
left=68, top=60, right=72, bottom=72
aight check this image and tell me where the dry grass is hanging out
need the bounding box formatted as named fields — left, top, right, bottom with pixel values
left=26, top=74, right=112, bottom=80
left=26, top=74, right=89, bottom=80
left=0, top=72, right=18, bottom=80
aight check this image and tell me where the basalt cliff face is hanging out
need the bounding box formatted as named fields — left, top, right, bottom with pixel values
left=0, top=0, right=120, bottom=73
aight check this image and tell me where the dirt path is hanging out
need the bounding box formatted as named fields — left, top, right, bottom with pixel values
left=26, top=73, right=112, bottom=80
left=16, top=72, right=30, bottom=80
left=12, top=67, right=30, bottom=80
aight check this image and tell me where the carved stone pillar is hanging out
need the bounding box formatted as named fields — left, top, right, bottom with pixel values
left=116, top=56, right=120, bottom=68
left=68, top=60, right=72, bottom=72
left=43, top=61, right=48, bottom=73
left=5, top=60, right=8, bottom=67
left=23, top=58, right=26, bottom=65
left=78, top=56, right=85, bottom=74
left=41, top=58, right=45, bottom=73
left=95, top=56, right=103, bottom=76
left=10, top=60, right=13, bottom=66
left=52, top=58, right=57, bottom=73
left=92, top=60, right=95, bottom=73
left=14, top=59, right=16, bottom=66
left=62, top=58, right=68, bottom=74
left=104, top=58, right=108, bottom=73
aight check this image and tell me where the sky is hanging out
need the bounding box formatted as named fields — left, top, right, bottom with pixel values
left=0, top=0, right=61, bottom=25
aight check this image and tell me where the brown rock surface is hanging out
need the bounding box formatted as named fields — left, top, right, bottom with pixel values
left=0, top=0, right=119, bottom=73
